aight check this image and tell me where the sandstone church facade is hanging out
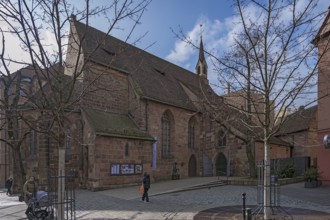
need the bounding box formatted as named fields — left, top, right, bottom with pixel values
left=62, top=18, right=253, bottom=190
left=1, top=16, right=292, bottom=191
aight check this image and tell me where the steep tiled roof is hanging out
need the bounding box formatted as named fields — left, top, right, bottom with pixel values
left=276, top=105, right=317, bottom=135
left=83, top=108, right=153, bottom=140
left=71, top=20, right=267, bottom=142
left=73, top=20, right=213, bottom=111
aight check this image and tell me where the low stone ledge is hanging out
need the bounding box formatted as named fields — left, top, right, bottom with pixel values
left=225, top=176, right=304, bottom=186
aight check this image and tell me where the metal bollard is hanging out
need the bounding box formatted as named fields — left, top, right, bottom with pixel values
left=246, top=208, right=252, bottom=220
left=242, top=192, right=246, bottom=220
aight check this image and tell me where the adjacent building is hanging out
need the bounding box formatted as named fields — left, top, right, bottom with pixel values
left=314, top=8, right=330, bottom=185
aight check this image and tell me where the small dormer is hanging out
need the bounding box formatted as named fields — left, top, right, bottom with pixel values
left=195, top=35, right=208, bottom=78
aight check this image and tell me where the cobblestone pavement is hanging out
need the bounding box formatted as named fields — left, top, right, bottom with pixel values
left=74, top=183, right=330, bottom=220
left=1, top=177, right=330, bottom=220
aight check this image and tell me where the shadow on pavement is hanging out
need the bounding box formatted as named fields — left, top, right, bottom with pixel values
left=194, top=205, right=330, bottom=220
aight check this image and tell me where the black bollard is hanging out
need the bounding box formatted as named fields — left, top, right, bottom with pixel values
left=242, top=192, right=246, bottom=220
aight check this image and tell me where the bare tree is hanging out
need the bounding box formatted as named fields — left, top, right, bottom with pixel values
left=215, top=1, right=329, bottom=219
left=174, top=0, right=329, bottom=219
left=0, top=0, right=151, bottom=218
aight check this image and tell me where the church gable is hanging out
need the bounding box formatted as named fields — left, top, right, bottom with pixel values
left=70, top=19, right=214, bottom=112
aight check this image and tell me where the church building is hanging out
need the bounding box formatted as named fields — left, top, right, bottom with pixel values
left=1, top=16, right=294, bottom=191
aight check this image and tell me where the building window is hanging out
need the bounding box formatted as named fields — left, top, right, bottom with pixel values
left=19, top=88, right=26, bottom=96
left=65, top=128, right=71, bottom=162
left=218, top=129, right=227, bottom=147
left=125, top=143, right=129, bottom=157
left=161, top=112, right=171, bottom=157
left=6, top=87, right=13, bottom=96
left=203, top=66, right=207, bottom=75
left=21, top=76, right=32, bottom=83
left=27, top=131, right=36, bottom=158
left=188, top=118, right=195, bottom=149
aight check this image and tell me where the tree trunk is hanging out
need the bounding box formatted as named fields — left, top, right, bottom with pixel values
left=263, top=139, right=271, bottom=219
left=246, top=139, right=256, bottom=177
left=58, top=148, right=65, bottom=220
left=12, top=146, right=26, bottom=195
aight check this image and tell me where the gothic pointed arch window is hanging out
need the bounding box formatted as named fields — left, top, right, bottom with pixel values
left=125, top=143, right=129, bottom=157
left=218, top=128, right=227, bottom=147
left=161, top=111, right=171, bottom=157
left=188, top=117, right=195, bottom=149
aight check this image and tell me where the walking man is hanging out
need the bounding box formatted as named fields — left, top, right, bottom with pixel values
left=142, top=172, right=150, bottom=202
left=5, top=177, right=13, bottom=196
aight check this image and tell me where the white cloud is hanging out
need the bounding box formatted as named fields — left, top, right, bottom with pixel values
left=0, top=21, right=30, bottom=73
left=165, top=24, right=199, bottom=64
left=165, top=15, right=230, bottom=68
left=0, top=19, right=68, bottom=74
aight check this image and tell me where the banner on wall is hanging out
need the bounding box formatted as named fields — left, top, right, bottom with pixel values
left=152, top=137, right=157, bottom=171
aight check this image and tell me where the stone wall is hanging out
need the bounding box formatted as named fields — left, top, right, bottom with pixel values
left=255, top=142, right=290, bottom=162
left=81, top=64, right=129, bottom=114
left=145, top=101, right=200, bottom=181
left=88, top=136, right=153, bottom=190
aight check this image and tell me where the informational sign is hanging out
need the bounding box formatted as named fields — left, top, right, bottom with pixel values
left=111, top=164, right=120, bottom=175
left=121, top=164, right=134, bottom=174
left=135, top=164, right=143, bottom=174
left=110, top=163, right=143, bottom=175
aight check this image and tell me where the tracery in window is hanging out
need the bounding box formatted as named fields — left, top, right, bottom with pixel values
left=218, top=129, right=227, bottom=147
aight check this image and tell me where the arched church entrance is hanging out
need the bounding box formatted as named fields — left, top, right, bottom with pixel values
left=202, top=154, right=213, bottom=176
left=215, top=153, right=227, bottom=176
left=188, top=155, right=197, bottom=177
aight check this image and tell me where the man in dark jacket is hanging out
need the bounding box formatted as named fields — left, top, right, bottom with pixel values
left=5, top=177, right=13, bottom=196
left=142, top=172, right=150, bottom=202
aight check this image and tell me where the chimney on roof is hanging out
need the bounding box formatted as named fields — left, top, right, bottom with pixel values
left=298, top=105, right=305, bottom=111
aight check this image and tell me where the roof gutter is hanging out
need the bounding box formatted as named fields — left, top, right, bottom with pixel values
left=96, top=132, right=154, bottom=141
left=140, top=95, right=197, bottom=112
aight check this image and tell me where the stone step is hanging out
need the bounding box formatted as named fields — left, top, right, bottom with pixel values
left=150, top=181, right=226, bottom=197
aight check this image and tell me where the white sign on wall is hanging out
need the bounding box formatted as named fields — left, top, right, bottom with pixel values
left=323, top=135, right=330, bottom=148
